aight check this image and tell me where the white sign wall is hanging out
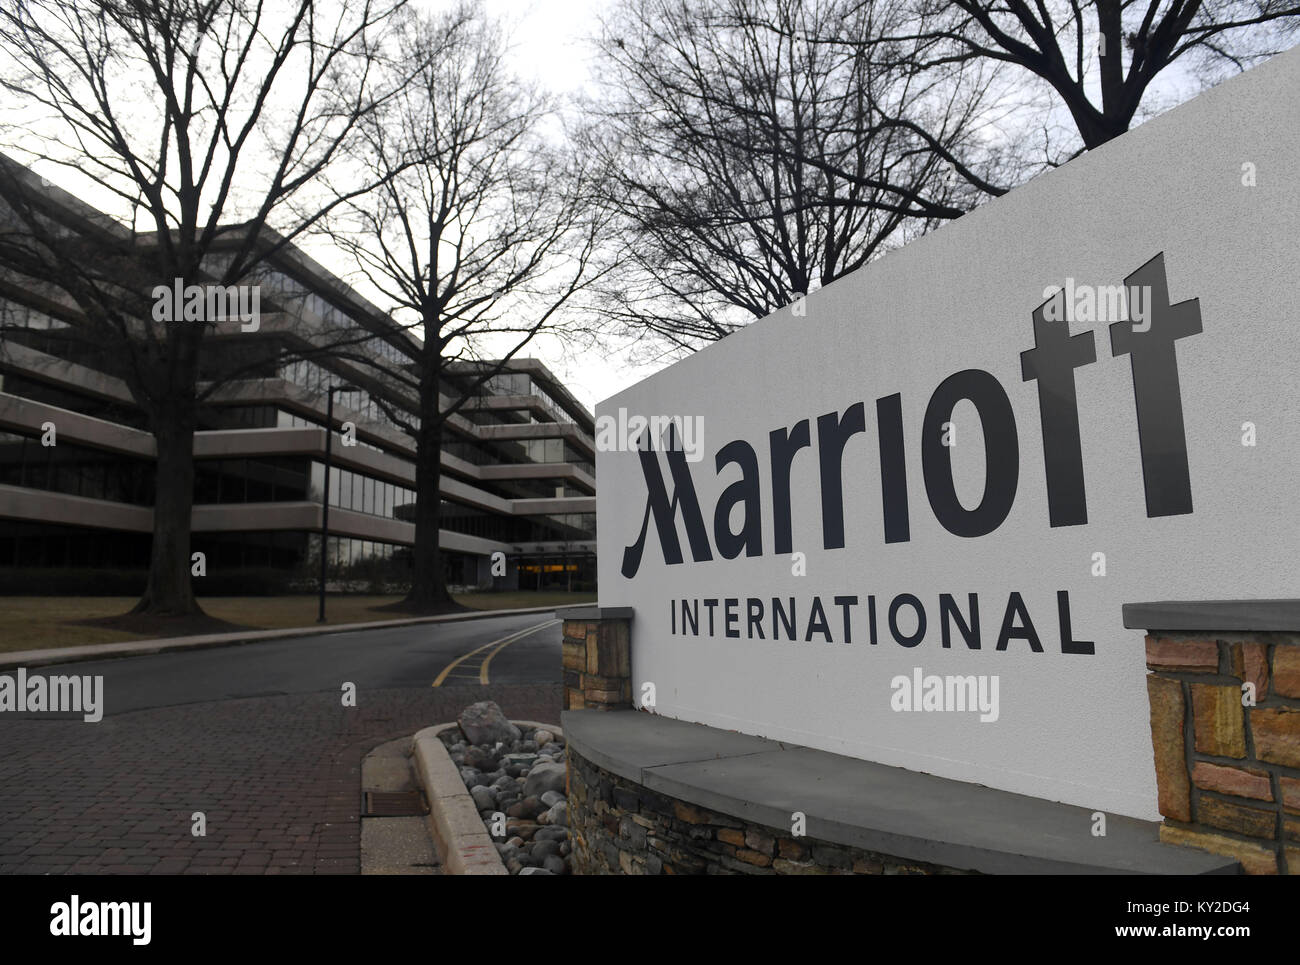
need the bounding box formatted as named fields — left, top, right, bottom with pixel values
left=596, top=47, right=1300, bottom=819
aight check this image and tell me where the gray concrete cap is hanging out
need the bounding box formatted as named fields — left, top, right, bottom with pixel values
left=556, top=606, right=635, bottom=621
left=1123, top=599, right=1300, bottom=632
left=563, top=710, right=1238, bottom=876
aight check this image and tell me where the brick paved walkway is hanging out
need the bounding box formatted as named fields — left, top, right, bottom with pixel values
left=0, top=684, right=562, bottom=875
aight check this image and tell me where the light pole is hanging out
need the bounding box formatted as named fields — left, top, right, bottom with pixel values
left=319, top=383, right=358, bottom=623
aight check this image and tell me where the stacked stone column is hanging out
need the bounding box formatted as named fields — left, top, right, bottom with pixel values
left=1144, top=632, right=1300, bottom=874
left=561, top=608, right=632, bottom=711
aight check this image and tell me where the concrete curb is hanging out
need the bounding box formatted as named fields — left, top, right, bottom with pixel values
left=1, top=604, right=567, bottom=671
left=411, top=719, right=564, bottom=876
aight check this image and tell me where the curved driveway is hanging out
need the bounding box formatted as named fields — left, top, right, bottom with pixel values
left=0, top=611, right=563, bottom=875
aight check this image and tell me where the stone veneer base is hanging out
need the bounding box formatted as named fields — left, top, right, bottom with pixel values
left=561, top=709, right=1237, bottom=875
left=1126, top=599, right=1300, bottom=875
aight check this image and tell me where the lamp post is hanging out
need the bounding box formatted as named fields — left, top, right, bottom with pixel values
left=319, top=383, right=358, bottom=623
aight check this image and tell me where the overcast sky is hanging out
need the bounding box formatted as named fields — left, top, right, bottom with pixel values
left=464, top=0, right=612, bottom=96
left=423, top=0, right=655, bottom=413
left=485, top=0, right=662, bottom=412
left=12, top=0, right=1254, bottom=415
left=16, top=0, right=646, bottom=415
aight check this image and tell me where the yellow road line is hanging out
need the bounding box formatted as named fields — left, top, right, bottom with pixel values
left=479, top=619, right=559, bottom=684
left=431, top=619, right=558, bottom=688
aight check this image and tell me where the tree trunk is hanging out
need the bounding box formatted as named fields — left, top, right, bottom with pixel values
left=133, top=395, right=201, bottom=616
left=404, top=370, right=453, bottom=610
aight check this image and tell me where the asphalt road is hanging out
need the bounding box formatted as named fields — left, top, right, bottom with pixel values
left=25, top=610, right=564, bottom=717
left=0, top=610, right=566, bottom=874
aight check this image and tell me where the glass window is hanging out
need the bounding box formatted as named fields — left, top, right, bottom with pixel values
left=23, top=438, right=48, bottom=489
left=222, top=461, right=243, bottom=503
left=0, top=433, right=22, bottom=487
left=82, top=460, right=106, bottom=501
left=363, top=476, right=374, bottom=515
left=195, top=462, right=218, bottom=504
left=279, top=460, right=307, bottom=501
left=246, top=461, right=271, bottom=502
left=47, top=447, right=76, bottom=495
left=329, top=466, right=341, bottom=507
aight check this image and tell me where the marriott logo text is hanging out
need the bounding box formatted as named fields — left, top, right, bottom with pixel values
left=622, top=253, right=1201, bottom=579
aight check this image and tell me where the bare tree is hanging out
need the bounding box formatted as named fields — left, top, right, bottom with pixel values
left=582, top=0, right=1001, bottom=355
left=832, top=1, right=1300, bottom=165
left=609, top=0, right=1300, bottom=345
left=319, top=4, right=606, bottom=612
left=0, top=0, right=411, bottom=617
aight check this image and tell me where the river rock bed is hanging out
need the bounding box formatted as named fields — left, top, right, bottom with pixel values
left=442, top=702, right=571, bottom=875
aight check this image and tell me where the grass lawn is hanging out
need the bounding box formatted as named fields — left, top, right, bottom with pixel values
left=0, top=590, right=596, bottom=653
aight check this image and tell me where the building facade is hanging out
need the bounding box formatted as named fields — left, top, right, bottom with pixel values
left=0, top=165, right=596, bottom=594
